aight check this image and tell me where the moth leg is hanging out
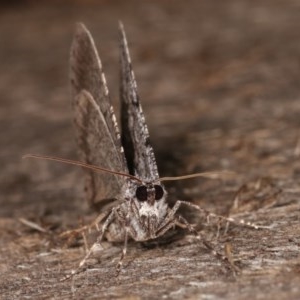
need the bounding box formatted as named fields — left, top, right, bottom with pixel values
left=112, top=206, right=138, bottom=276
left=62, top=208, right=117, bottom=281
left=155, top=213, right=232, bottom=268
left=59, top=208, right=112, bottom=244
left=155, top=217, right=177, bottom=238
left=91, top=207, right=117, bottom=233
left=156, top=199, right=186, bottom=233
left=129, top=198, right=144, bottom=229
left=79, top=209, right=115, bottom=267
left=170, top=200, right=261, bottom=232
left=115, top=228, right=129, bottom=276
left=154, top=199, right=193, bottom=238
left=175, top=215, right=230, bottom=264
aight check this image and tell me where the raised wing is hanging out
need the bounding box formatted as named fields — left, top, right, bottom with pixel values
left=70, top=23, right=128, bottom=207
left=119, top=23, right=159, bottom=182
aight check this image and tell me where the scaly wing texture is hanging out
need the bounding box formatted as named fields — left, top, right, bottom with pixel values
left=70, top=23, right=127, bottom=207
left=119, top=23, right=159, bottom=182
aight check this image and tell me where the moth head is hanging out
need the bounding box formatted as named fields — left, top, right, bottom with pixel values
left=135, top=183, right=165, bottom=206
left=132, top=182, right=167, bottom=235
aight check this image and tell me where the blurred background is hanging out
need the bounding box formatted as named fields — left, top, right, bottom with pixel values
left=1, top=0, right=300, bottom=298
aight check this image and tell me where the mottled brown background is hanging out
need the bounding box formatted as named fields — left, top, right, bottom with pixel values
left=1, top=0, right=300, bottom=299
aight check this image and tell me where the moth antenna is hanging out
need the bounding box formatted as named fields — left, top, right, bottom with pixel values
left=158, top=171, right=236, bottom=183
left=23, top=154, right=142, bottom=183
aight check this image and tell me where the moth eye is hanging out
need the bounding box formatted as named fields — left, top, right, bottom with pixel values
left=154, top=185, right=164, bottom=200
left=136, top=185, right=148, bottom=201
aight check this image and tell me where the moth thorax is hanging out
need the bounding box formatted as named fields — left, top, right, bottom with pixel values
left=135, top=183, right=164, bottom=206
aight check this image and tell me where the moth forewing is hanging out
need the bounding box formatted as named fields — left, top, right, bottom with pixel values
left=119, top=22, right=160, bottom=182
left=74, top=90, right=126, bottom=205
left=70, top=23, right=128, bottom=207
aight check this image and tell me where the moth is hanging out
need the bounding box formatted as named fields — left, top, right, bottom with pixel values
left=26, top=23, right=259, bottom=276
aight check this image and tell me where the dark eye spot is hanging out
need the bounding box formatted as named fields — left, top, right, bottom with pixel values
left=154, top=185, right=164, bottom=200
left=136, top=185, right=147, bottom=201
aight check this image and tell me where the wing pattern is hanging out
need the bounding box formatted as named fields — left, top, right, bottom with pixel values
left=70, top=23, right=128, bottom=206
left=119, top=23, right=159, bottom=182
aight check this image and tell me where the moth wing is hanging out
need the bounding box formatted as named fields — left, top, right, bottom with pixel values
left=70, top=23, right=128, bottom=206
left=119, top=23, right=159, bottom=182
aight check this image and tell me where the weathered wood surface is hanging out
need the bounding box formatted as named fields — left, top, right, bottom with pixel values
left=0, top=1, right=300, bottom=299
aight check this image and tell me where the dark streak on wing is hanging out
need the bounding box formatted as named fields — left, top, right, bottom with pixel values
left=70, top=23, right=128, bottom=207
left=119, top=22, right=160, bottom=182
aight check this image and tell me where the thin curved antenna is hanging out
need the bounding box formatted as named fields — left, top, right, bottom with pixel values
left=158, top=171, right=236, bottom=183
left=23, top=154, right=142, bottom=183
